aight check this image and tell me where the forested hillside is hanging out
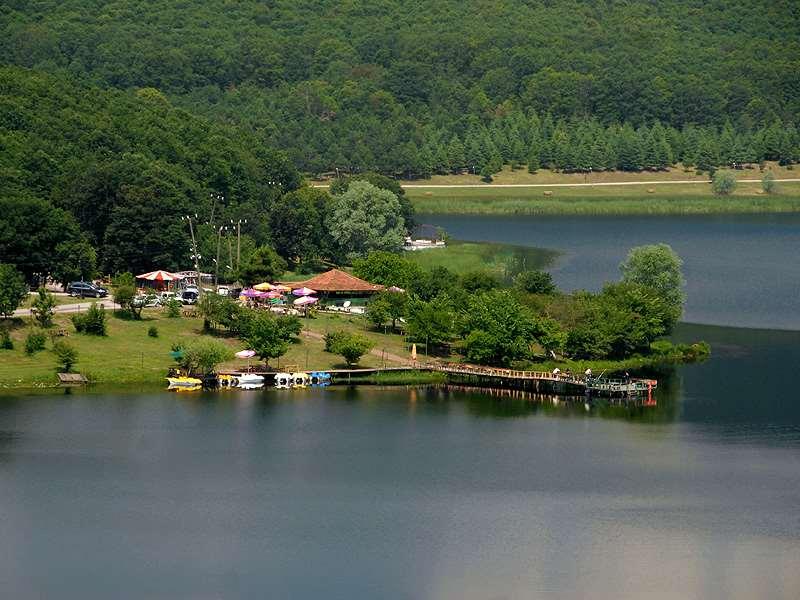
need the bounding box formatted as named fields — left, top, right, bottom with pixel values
left=0, top=67, right=299, bottom=277
left=2, top=0, right=798, bottom=176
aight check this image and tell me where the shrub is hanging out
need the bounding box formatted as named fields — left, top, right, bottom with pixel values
left=25, top=330, right=47, bottom=355
left=1, top=329, right=13, bottom=350
left=324, top=330, right=373, bottom=366
left=52, top=340, right=78, bottom=372
left=324, top=330, right=349, bottom=353
left=30, top=288, right=57, bottom=328
left=711, top=171, right=736, bottom=195
left=148, top=326, right=159, bottom=338
left=762, top=171, right=776, bottom=194
left=178, top=339, right=234, bottom=375
left=337, top=335, right=373, bottom=366
left=514, top=270, right=556, bottom=294
left=72, top=303, right=107, bottom=335
left=164, top=298, right=181, bottom=318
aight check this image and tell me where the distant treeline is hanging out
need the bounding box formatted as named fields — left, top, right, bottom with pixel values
left=1, top=0, right=798, bottom=176
left=358, top=114, right=800, bottom=179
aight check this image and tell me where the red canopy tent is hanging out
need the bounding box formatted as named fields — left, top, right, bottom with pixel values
left=136, top=270, right=183, bottom=290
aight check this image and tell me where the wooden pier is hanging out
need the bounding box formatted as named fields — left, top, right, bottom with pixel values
left=218, top=363, right=656, bottom=398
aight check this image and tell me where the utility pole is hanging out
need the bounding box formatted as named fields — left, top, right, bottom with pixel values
left=209, top=191, right=224, bottom=226
left=231, top=218, right=246, bottom=272
left=214, top=224, right=226, bottom=287
left=182, top=214, right=202, bottom=298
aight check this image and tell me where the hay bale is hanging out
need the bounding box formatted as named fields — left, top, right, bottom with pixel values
left=424, top=191, right=433, bottom=196
left=543, top=190, right=553, bottom=197
left=647, top=188, right=656, bottom=194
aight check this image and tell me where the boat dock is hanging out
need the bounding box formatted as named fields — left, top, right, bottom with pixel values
left=218, top=363, right=656, bottom=398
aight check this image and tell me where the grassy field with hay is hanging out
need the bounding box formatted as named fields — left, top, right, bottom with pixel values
left=408, top=181, right=800, bottom=215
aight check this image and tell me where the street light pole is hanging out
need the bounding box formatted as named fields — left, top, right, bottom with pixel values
left=182, top=214, right=202, bottom=298
left=231, top=218, right=247, bottom=272
left=214, top=225, right=226, bottom=287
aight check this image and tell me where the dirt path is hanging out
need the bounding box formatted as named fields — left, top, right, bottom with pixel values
left=13, top=299, right=119, bottom=317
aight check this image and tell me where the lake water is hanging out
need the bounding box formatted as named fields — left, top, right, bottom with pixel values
left=426, top=214, right=800, bottom=330
left=3, top=213, right=799, bottom=598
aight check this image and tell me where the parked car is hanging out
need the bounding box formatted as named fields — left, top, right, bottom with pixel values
left=217, top=286, right=229, bottom=297
left=158, top=291, right=178, bottom=304
left=180, top=287, right=199, bottom=305
left=132, top=294, right=159, bottom=308
left=66, top=281, right=108, bottom=298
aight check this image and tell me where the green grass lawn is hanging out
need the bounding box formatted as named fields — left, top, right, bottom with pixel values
left=409, top=182, right=800, bottom=215
left=0, top=308, right=417, bottom=388
left=405, top=240, right=559, bottom=276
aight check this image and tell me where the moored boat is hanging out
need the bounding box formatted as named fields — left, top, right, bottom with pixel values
left=167, top=376, right=203, bottom=390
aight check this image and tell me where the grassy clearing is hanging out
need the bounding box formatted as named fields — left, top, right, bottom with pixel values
left=405, top=240, right=559, bottom=276
left=409, top=182, right=800, bottom=215
left=0, top=308, right=415, bottom=388
left=398, top=162, right=797, bottom=186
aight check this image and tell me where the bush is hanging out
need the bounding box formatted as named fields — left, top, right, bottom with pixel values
left=324, top=330, right=349, bottom=353
left=324, top=330, right=373, bottom=366
left=164, top=298, right=181, bottom=318
left=711, top=171, right=736, bottom=195
left=71, top=303, right=107, bottom=335
left=148, top=326, right=159, bottom=338
left=1, top=329, right=13, bottom=350
left=762, top=171, right=776, bottom=194
left=25, top=330, right=47, bottom=355
left=52, top=340, right=78, bottom=372
left=178, top=339, right=234, bottom=375
left=514, top=270, right=556, bottom=294
left=30, top=288, right=57, bottom=328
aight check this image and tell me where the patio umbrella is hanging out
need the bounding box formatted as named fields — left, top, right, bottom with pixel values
left=292, top=287, right=317, bottom=296
left=265, top=290, right=283, bottom=299
left=293, top=296, right=318, bottom=306
left=272, top=284, right=291, bottom=292
left=235, top=349, right=256, bottom=370
left=136, top=270, right=183, bottom=281
left=253, top=282, right=273, bottom=291
left=240, top=288, right=261, bottom=298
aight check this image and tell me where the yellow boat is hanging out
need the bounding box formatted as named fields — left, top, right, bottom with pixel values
left=167, top=375, right=203, bottom=390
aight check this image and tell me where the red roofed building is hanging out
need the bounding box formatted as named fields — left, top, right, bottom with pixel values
left=285, top=269, right=384, bottom=297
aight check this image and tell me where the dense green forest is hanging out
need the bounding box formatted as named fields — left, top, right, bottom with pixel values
left=0, top=66, right=300, bottom=278
left=2, top=0, right=798, bottom=176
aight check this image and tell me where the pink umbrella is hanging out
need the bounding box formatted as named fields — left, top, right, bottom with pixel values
left=292, top=287, right=317, bottom=296
left=240, top=288, right=267, bottom=298
left=265, top=290, right=283, bottom=299
left=235, top=349, right=256, bottom=371
left=272, top=284, right=291, bottom=292
left=293, top=296, right=318, bottom=306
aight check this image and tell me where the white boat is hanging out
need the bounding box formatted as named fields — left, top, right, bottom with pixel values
left=274, top=372, right=291, bottom=389
left=235, top=373, right=264, bottom=389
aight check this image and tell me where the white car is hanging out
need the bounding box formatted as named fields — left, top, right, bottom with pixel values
left=180, top=287, right=199, bottom=305
left=217, top=286, right=229, bottom=297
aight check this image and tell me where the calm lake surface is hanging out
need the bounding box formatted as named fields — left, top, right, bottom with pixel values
left=427, top=214, right=800, bottom=330
left=3, top=214, right=799, bottom=598
left=2, top=322, right=800, bottom=599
